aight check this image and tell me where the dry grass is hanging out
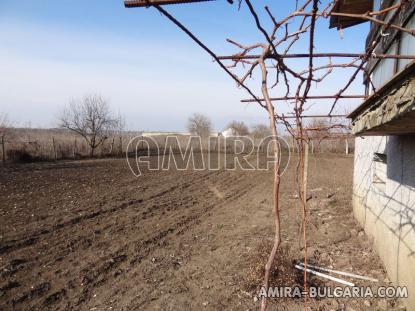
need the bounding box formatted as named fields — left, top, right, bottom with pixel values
left=0, top=128, right=353, bottom=163
left=1, top=128, right=139, bottom=162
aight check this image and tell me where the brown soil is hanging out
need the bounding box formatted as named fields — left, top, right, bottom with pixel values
left=0, top=154, right=405, bottom=310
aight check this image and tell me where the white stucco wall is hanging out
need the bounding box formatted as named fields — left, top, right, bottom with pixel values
left=353, top=136, right=415, bottom=309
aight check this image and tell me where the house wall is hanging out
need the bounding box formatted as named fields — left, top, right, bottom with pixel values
left=353, top=136, right=415, bottom=309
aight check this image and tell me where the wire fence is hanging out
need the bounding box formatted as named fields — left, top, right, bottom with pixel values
left=0, top=129, right=354, bottom=164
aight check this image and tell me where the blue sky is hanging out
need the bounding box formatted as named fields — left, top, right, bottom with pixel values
left=0, top=0, right=370, bottom=131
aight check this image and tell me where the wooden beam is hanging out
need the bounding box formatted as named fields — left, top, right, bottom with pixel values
left=241, top=95, right=366, bottom=103
left=280, top=114, right=347, bottom=119
left=124, top=0, right=214, bottom=7
left=217, top=53, right=415, bottom=60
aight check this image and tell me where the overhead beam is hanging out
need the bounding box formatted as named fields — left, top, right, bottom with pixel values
left=241, top=95, right=366, bottom=103
left=280, top=114, right=347, bottom=119
left=218, top=53, right=415, bottom=60
left=124, top=0, right=214, bottom=8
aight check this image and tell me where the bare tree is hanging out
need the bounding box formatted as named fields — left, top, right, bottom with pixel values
left=187, top=113, right=212, bottom=138
left=306, top=118, right=328, bottom=138
left=226, top=120, right=250, bottom=136
left=0, top=112, right=11, bottom=137
left=59, top=95, right=121, bottom=157
left=308, top=117, right=328, bottom=129
left=251, top=123, right=271, bottom=140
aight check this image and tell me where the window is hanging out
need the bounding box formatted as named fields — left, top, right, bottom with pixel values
left=368, top=9, right=414, bottom=93
left=370, top=42, right=398, bottom=92
left=373, top=0, right=381, bottom=12
left=383, top=0, right=399, bottom=22
left=398, top=14, right=415, bottom=71
left=372, top=152, right=387, bottom=192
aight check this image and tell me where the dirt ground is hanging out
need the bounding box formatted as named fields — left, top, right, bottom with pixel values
left=0, top=154, right=406, bottom=310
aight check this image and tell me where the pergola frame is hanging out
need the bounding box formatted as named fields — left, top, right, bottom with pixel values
left=125, top=1, right=415, bottom=310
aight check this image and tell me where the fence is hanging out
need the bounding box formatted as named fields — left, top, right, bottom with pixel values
left=0, top=129, right=139, bottom=163
left=0, top=129, right=354, bottom=164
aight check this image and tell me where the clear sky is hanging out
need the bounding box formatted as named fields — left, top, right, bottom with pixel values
left=0, top=0, right=370, bottom=132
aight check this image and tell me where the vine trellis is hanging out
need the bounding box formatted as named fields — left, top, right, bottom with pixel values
left=125, top=0, right=415, bottom=309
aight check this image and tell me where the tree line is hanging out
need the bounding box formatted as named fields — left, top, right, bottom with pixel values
left=187, top=112, right=272, bottom=139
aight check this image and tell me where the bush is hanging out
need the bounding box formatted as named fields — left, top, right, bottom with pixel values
left=7, top=149, right=39, bottom=163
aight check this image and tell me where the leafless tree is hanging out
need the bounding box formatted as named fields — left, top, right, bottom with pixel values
left=0, top=112, right=11, bottom=137
left=251, top=123, right=271, bottom=140
left=306, top=118, right=329, bottom=137
left=226, top=120, right=250, bottom=136
left=308, top=118, right=327, bottom=129
left=59, top=95, right=121, bottom=157
left=187, top=113, right=212, bottom=138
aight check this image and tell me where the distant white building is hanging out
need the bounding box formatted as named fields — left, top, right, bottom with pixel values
left=141, top=132, right=190, bottom=137
left=220, top=128, right=237, bottom=138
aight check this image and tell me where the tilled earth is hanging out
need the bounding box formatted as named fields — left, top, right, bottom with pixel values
left=0, top=154, right=406, bottom=310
